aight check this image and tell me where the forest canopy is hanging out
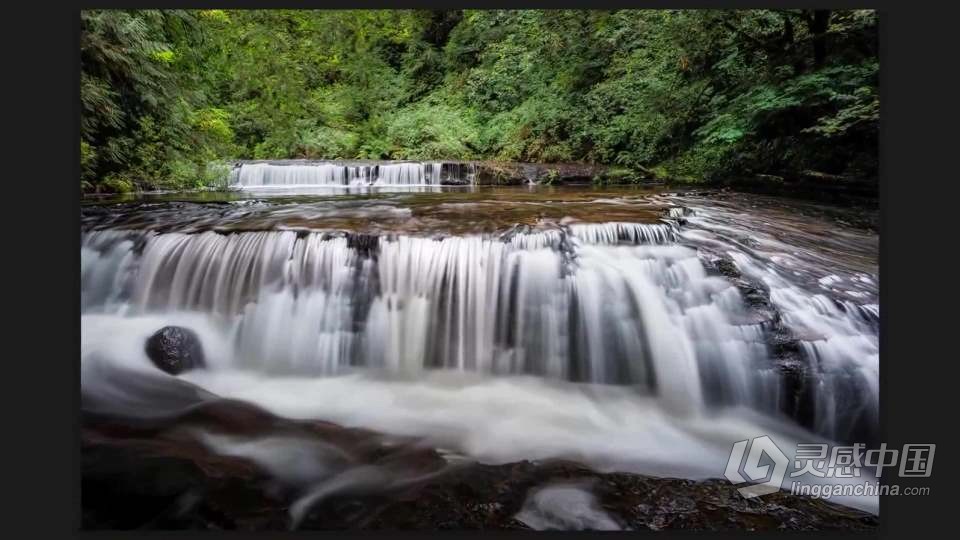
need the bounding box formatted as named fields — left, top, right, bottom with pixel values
left=80, top=9, right=879, bottom=192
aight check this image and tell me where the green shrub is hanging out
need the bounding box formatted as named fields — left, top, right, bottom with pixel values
left=166, top=159, right=201, bottom=190
left=384, top=101, right=479, bottom=159
left=101, top=175, right=135, bottom=194
left=295, top=126, right=359, bottom=159
left=541, top=168, right=560, bottom=185
left=599, top=167, right=640, bottom=185
left=80, top=140, right=97, bottom=183
left=201, top=160, right=233, bottom=189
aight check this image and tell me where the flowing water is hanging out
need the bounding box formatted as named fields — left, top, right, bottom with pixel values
left=228, top=160, right=477, bottom=190
left=81, top=163, right=880, bottom=513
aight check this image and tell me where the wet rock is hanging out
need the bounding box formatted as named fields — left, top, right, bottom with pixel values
left=716, top=173, right=878, bottom=207
left=345, top=233, right=380, bottom=258
left=359, top=460, right=877, bottom=531
left=714, top=258, right=741, bottom=280
left=82, top=437, right=284, bottom=530
left=709, top=257, right=771, bottom=312
left=82, top=401, right=878, bottom=531
left=473, top=162, right=527, bottom=185
left=437, top=162, right=475, bottom=185
left=145, top=326, right=206, bottom=375
left=82, top=443, right=208, bottom=529
left=515, top=481, right=622, bottom=530
left=471, top=161, right=631, bottom=185
left=604, top=474, right=876, bottom=531
left=706, top=256, right=820, bottom=432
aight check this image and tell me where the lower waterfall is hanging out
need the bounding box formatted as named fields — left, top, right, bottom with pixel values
left=79, top=192, right=880, bottom=514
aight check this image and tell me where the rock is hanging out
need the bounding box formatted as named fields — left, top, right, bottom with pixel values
left=357, top=460, right=878, bottom=531
left=716, top=173, right=878, bottom=205
left=471, top=161, right=636, bottom=186
left=705, top=256, right=826, bottom=435
left=756, top=173, right=785, bottom=184
left=345, top=232, right=380, bottom=258
left=714, top=258, right=741, bottom=280
left=473, top=162, right=527, bottom=185
left=82, top=437, right=283, bottom=529
left=145, top=326, right=205, bottom=375
left=81, top=401, right=878, bottom=531
left=800, top=170, right=851, bottom=183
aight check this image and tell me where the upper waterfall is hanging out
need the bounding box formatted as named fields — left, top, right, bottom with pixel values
left=231, top=160, right=477, bottom=188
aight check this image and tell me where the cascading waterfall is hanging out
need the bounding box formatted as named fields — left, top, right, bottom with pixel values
left=672, top=198, right=879, bottom=445
left=82, top=219, right=785, bottom=420
left=80, top=191, right=881, bottom=515
left=728, top=250, right=879, bottom=443
left=232, top=161, right=475, bottom=188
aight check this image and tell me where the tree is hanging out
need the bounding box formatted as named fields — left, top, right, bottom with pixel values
left=80, top=9, right=879, bottom=192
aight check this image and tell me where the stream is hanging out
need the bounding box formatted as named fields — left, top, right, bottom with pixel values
left=81, top=161, right=880, bottom=517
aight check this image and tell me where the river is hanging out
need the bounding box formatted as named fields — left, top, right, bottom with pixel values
left=81, top=161, right=880, bottom=519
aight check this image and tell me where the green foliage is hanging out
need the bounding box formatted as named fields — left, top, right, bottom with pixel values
left=598, top=167, right=643, bottom=185
left=166, top=159, right=200, bottom=190
left=295, top=126, right=360, bottom=159
left=80, top=140, right=97, bottom=183
left=192, top=108, right=233, bottom=142
left=541, top=168, right=560, bottom=186
left=81, top=10, right=236, bottom=191
left=201, top=161, right=233, bottom=189
left=662, top=144, right=740, bottom=182
left=101, top=174, right=135, bottom=194
left=385, top=101, right=479, bottom=159
left=198, top=9, right=229, bottom=24
left=81, top=9, right=879, bottom=190
left=481, top=94, right=576, bottom=162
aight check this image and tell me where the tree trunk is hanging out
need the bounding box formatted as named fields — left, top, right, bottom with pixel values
left=810, top=10, right=831, bottom=67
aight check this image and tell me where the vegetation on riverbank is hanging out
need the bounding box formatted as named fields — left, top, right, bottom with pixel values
left=81, top=9, right=878, bottom=193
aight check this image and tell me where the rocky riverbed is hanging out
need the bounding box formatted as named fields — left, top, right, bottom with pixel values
left=82, top=398, right=878, bottom=531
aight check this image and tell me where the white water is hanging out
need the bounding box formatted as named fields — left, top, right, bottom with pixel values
left=81, top=313, right=877, bottom=513
left=674, top=199, right=879, bottom=444
left=233, top=161, right=474, bottom=188
left=81, top=223, right=769, bottom=405
left=80, top=197, right=879, bottom=514
left=515, top=482, right=622, bottom=530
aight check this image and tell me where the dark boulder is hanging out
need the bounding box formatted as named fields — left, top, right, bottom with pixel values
left=145, top=326, right=205, bottom=375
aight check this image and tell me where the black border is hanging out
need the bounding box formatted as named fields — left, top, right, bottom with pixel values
left=7, top=1, right=956, bottom=539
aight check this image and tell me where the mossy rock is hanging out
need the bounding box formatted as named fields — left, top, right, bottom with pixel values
left=475, top=162, right=526, bottom=185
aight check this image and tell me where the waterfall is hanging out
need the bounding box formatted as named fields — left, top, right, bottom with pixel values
left=673, top=198, right=880, bottom=445
left=730, top=250, right=879, bottom=443
left=81, top=220, right=782, bottom=419
left=232, top=161, right=474, bottom=188
left=80, top=191, right=880, bottom=516
left=80, top=197, right=879, bottom=445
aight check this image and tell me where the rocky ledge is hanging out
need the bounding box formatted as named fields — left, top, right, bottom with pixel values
left=82, top=398, right=878, bottom=531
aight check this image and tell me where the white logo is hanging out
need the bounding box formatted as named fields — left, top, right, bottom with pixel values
left=724, top=436, right=789, bottom=498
